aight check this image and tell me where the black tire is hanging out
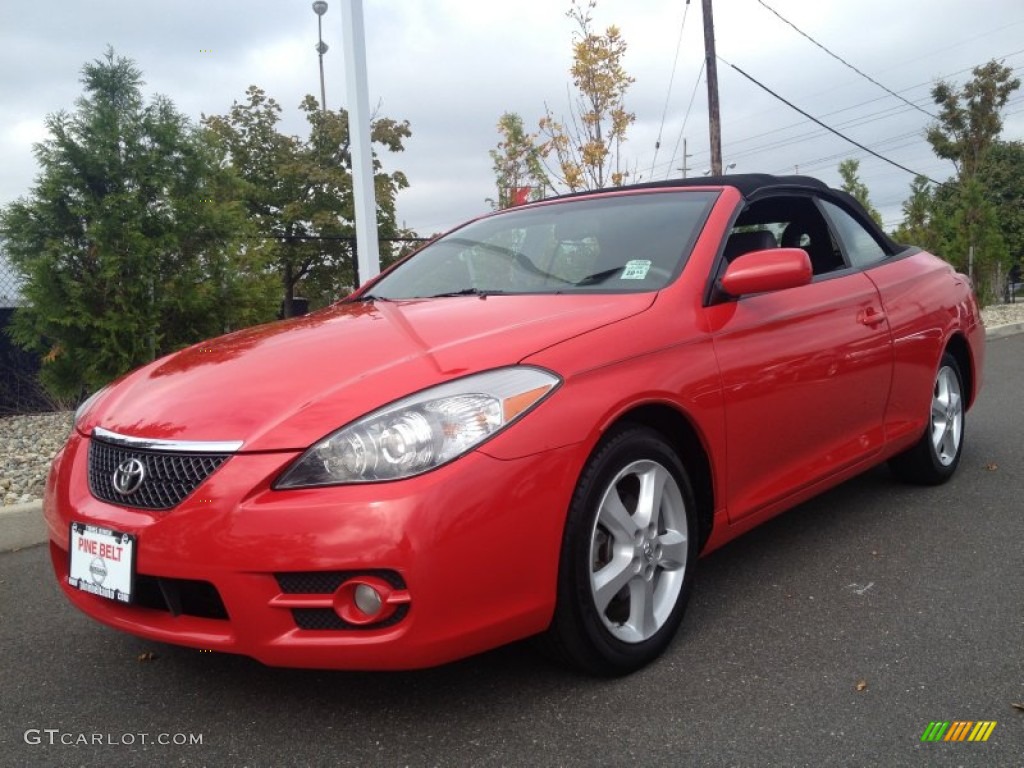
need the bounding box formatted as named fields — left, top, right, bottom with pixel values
left=889, top=353, right=965, bottom=485
left=540, top=424, right=699, bottom=676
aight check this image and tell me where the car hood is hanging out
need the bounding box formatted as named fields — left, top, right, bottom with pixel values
left=83, top=294, right=655, bottom=451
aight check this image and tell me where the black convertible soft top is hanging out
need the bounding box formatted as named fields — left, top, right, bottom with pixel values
left=552, top=173, right=829, bottom=199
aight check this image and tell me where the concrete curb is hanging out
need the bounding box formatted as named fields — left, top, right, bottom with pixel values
left=1, top=321, right=1021, bottom=554
left=985, top=321, right=1024, bottom=340
left=0, top=501, right=46, bottom=552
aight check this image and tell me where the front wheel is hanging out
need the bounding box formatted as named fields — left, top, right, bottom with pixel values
left=541, top=425, right=698, bottom=675
left=889, top=352, right=965, bottom=485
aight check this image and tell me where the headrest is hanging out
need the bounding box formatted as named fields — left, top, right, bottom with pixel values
left=723, top=230, right=777, bottom=261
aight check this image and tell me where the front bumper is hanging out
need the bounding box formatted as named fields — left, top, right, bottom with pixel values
left=45, top=432, right=578, bottom=669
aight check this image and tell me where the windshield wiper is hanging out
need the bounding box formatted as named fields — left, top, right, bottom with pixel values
left=349, top=293, right=391, bottom=303
left=574, top=266, right=623, bottom=286
left=445, top=238, right=573, bottom=285
left=422, top=288, right=508, bottom=299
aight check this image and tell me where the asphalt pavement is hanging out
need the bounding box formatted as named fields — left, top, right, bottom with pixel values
left=1, top=333, right=1022, bottom=768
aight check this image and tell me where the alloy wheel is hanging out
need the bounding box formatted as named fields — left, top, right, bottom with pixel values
left=930, top=365, right=963, bottom=467
left=588, top=459, right=688, bottom=643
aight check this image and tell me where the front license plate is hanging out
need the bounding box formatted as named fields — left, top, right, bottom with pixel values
left=68, top=522, right=136, bottom=604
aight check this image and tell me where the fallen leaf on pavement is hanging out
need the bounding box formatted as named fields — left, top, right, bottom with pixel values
left=855, top=680, right=868, bottom=692
left=137, top=652, right=158, bottom=662
left=985, top=463, right=998, bottom=471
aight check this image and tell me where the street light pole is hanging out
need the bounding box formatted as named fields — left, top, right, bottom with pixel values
left=340, top=0, right=381, bottom=283
left=313, top=1, right=328, bottom=113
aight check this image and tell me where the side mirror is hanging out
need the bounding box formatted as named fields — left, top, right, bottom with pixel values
left=720, top=248, right=812, bottom=297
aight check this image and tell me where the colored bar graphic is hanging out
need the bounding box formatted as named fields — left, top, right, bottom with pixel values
left=968, top=722, right=997, bottom=742
left=945, top=721, right=972, bottom=741
left=921, top=721, right=996, bottom=742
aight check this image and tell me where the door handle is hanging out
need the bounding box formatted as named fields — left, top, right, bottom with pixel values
left=858, top=307, right=887, bottom=327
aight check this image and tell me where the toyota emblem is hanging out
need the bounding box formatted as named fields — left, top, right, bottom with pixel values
left=112, top=458, right=146, bottom=495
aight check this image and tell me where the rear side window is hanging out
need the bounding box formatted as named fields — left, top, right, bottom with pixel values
left=820, top=201, right=889, bottom=269
left=728, top=195, right=844, bottom=276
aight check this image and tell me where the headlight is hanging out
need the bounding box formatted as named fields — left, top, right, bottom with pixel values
left=275, top=366, right=561, bottom=487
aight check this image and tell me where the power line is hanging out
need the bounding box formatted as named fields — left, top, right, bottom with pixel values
left=723, top=75, right=1020, bottom=176
left=769, top=134, right=937, bottom=176
left=876, top=20, right=1024, bottom=74
left=666, top=59, right=706, bottom=179
left=634, top=49, right=1024, bottom=184
left=642, top=90, right=933, bottom=177
left=723, top=103, right=933, bottom=164
left=650, top=0, right=693, bottom=177
left=705, top=55, right=1024, bottom=164
left=718, top=56, right=942, bottom=184
left=754, top=0, right=936, bottom=119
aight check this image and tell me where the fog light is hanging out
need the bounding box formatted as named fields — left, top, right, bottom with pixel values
left=354, top=583, right=383, bottom=616
left=332, top=575, right=411, bottom=626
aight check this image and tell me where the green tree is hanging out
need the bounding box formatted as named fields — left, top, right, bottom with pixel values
left=536, top=0, right=636, bottom=192
left=977, top=140, right=1024, bottom=270
left=938, top=178, right=1006, bottom=300
left=925, top=60, right=1020, bottom=303
left=204, top=89, right=411, bottom=314
left=927, top=60, right=1020, bottom=178
left=891, top=175, right=935, bottom=247
left=489, top=112, right=549, bottom=209
left=0, top=49, right=277, bottom=398
left=929, top=142, right=1024, bottom=299
left=837, top=159, right=882, bottom=226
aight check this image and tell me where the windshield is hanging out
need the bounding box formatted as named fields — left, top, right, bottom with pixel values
left=364, top=190, right=717, bottom=299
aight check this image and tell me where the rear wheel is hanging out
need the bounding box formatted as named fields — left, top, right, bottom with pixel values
left=889, top=353, right=965, bottom=485
left=541, top=425, right=698, bottom=675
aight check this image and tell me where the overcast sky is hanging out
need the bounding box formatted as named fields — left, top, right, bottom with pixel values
left=2, top=0, right=1022, bottom=241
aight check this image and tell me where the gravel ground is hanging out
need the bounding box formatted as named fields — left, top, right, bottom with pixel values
left=2, top=302, right=1023, bottom=507
left=0, top=410, right=73, bottom=506
left=980, top=300, right=1024, bottom=328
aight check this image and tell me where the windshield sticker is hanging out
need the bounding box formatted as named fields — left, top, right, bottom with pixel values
left=621, top=260, right=652, bottom=280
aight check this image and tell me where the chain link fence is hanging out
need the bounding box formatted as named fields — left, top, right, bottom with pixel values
left=1, top=248, right=48, bottom=414
left=1, top=248, right=23, bottom=309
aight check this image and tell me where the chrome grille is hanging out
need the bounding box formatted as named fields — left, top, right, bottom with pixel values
left=88, top=438, right=230, bottom=511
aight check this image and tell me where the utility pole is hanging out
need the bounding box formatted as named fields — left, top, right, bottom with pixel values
left=678, top=138, right=692, bottom=178
left=701, top=0, right=723, bottom=176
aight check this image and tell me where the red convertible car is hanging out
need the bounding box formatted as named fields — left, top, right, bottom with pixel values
left=44, top=174, right=984, bottom=675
